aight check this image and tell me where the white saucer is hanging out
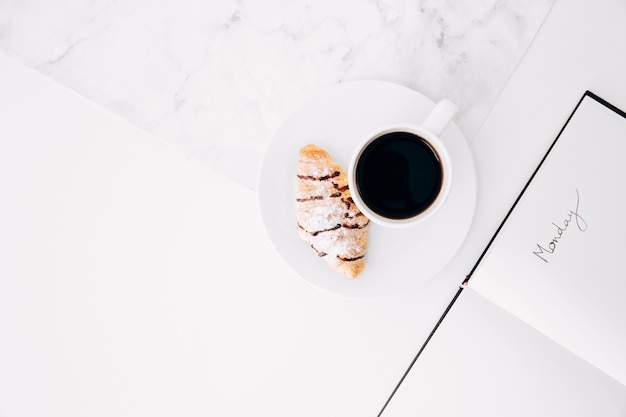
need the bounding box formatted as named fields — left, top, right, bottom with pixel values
left=258, top=80, right=476, bottom=298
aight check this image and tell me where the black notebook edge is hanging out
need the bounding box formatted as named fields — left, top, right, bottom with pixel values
left=376, top=91, right=626, bottom=417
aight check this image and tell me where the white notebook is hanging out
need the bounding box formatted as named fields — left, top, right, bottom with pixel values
left=380, top=92, right=626, bottom=416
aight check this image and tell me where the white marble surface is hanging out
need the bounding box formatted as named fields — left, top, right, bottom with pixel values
left=0, top=0, right=554, bottom=189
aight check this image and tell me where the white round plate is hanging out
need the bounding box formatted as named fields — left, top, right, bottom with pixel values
left=258, top=80, right=476, bottom=298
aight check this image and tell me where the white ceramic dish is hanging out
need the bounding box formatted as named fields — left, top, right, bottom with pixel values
left=258, top=80, right=476, bottom=298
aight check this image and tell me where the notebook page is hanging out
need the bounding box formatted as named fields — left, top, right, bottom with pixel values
left=381, top=289, right=626, bottom=416
left=469, top=93, right=626, bottom=385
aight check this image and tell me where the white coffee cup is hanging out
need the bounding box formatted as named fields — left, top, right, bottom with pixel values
left=348, top=99, right=457, bottom=228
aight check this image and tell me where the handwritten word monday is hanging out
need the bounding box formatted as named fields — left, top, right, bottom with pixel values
left=533, top=188, right=587, bottom=263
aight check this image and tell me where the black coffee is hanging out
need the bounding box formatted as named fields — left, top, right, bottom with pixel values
left=355, top=131, right=443, bottom=219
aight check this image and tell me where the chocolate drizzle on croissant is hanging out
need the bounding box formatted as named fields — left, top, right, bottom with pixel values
left=296, top=171, right=340, bottom=181
left=295, top=144, right=370, bottom=279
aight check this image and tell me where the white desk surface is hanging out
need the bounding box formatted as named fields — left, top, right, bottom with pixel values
left=1, top=0, right=625, bottom=416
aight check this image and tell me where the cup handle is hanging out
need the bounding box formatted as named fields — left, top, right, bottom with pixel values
left=422, top=99, right=458, bottom=136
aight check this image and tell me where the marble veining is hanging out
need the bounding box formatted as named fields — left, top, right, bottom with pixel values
left=0, top=0, right=554, bottom=189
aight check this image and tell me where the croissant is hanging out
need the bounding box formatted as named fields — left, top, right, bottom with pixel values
left=296, top=144, right=370, bottom=279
